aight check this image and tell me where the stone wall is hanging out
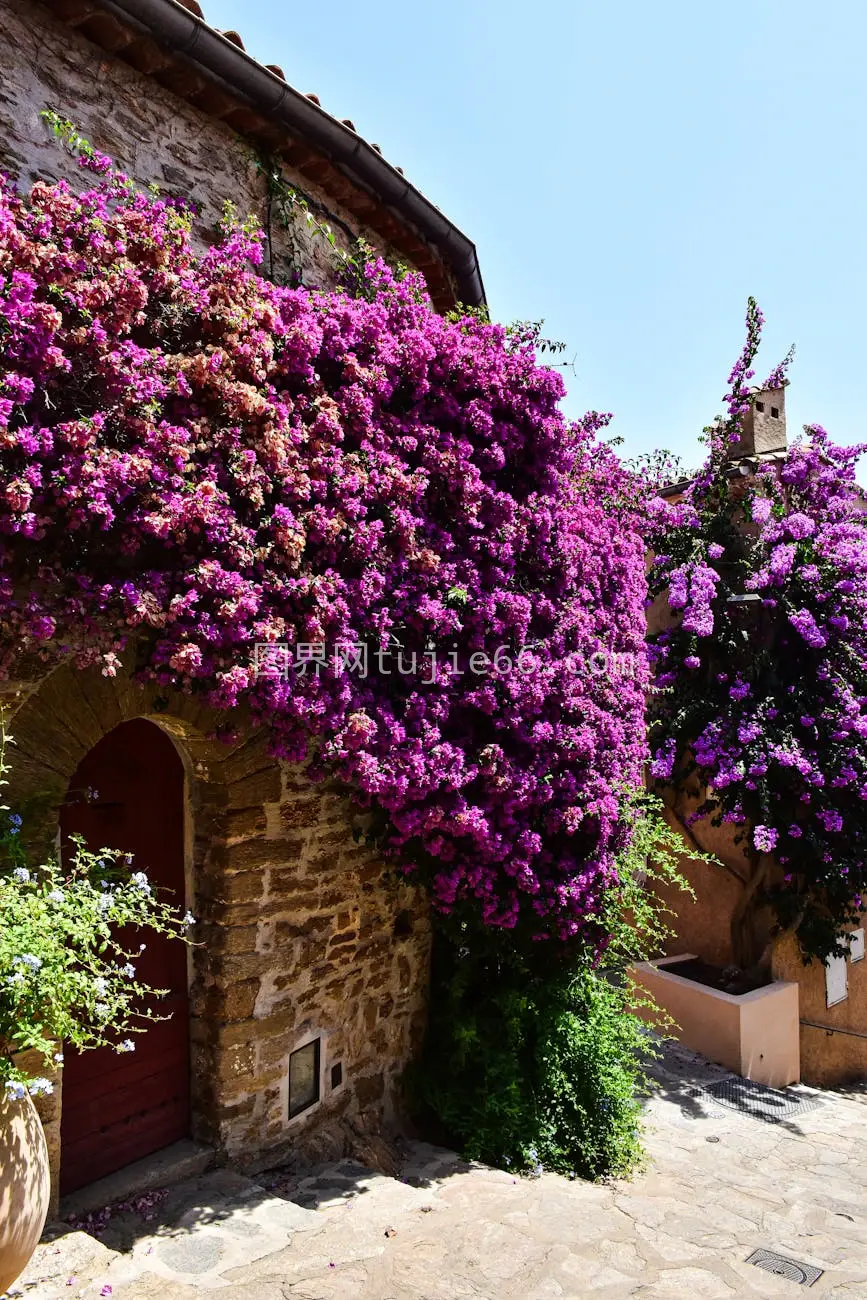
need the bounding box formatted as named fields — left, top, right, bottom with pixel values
left=2, top=658, right=430, bottom=1202
left=0, top=0, right=409, bottom=292
left=194, top=747, right=432, bottom=1172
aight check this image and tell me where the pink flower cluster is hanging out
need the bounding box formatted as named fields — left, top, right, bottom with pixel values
left=0, top=167, right=648, bottom=942
left=648, top=299, right=867, bottom=956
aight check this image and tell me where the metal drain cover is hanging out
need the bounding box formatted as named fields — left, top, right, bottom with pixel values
left=701, top=1077, right=823, bottom=1123
left=746, top=1248, right=823, bottom=1286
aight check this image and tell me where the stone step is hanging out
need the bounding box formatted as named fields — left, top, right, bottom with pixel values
left=114, top=1168, right=321, bottom=1290
left=60, top=1140, right=215, bottom=1222
left=17, top=1166, right=324, bottom=1298
left=13, top=1144, right=464, bottom=1298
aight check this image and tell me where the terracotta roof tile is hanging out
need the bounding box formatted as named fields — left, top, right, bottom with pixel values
left=37, top=0, right=485, bottom=309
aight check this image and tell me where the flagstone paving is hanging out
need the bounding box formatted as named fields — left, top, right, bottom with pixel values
left=9, top=1041, right=867, bottom=1298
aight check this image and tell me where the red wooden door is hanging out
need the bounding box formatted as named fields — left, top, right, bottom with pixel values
left=59, top=719, right=190, bottom=1194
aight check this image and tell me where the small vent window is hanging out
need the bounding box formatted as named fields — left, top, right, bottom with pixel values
left=289, top=1038, right=321, bottom=1118
left=771, top=406, right=780, bottom=418
left=755, top=400, right=765, bottom=412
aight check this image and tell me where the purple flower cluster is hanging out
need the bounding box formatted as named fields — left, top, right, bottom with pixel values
left=0, top=169, right=648, bottom=943
left=753, top=825, right=778, bottom=853
left=647, top=299, right=867, bottom=957
left=680, top=563, right=720, bottom=637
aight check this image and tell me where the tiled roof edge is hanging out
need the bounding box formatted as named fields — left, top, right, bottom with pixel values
left=47, top=0, right=486, bottom=309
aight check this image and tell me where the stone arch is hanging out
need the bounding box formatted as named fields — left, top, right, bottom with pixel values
left=1, top=653, right=278, bottom=1197
left=1, top=651, right=432, bottom=1201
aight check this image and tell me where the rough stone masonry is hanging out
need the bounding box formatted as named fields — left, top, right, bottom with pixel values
left=4, top=656, right=431, bottom=1207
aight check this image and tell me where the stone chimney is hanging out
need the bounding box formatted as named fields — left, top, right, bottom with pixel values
left=728, top=386, right=788, bottom=459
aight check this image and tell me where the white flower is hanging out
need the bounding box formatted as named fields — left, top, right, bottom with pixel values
left=4, top=1080, right=27, bottom=1101
left=48, top=888, right=65, bottom=903
left=53, top=1052, right=64, bottom=1064
left=12, top=867, right=30, bottom=883
left=131, top=871, right=152, bottom=896
left=98, top=893, right=114, bottom=912
left=182, top=911, right=196, bottom=926
left=116, top=1040, right=135, bottom=1054
left=94, top=1002, right=109, bottom=1018
left=121, top=964, right=136, bottom=979
left=19, top=954, right=42, bottom=971
left=7, top=972, right=25, bottom=987
left=27, top=1078, right=54, bottom=1097
left=101, top=653, right=120, bottom=678
left=94, top=977, right=108, bottom=995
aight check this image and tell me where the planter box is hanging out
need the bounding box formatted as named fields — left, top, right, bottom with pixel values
left=630, top=954, right=800, bottom=1087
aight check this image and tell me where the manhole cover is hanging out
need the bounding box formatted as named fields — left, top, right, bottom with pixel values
left=746, top=1248, right=823, bottom=1286
left=701, top=1077, right=823, bottom=1123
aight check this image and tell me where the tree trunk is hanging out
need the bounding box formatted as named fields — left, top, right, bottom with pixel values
left=730, top=852, right=771, bottom=971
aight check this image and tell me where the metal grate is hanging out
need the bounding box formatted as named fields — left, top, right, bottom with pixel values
left=746, top=1248, right=823, bottom=1286
left=700, top=1077, right=823, bottom=1123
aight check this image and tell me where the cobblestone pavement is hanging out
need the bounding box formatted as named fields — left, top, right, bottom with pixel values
left=11, top=1041, right=867, bottom=1299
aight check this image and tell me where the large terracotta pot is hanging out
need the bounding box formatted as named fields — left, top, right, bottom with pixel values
left=0, top=1088, right=51, bottom=1294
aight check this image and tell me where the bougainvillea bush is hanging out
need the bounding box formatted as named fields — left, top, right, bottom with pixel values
left=648, top=300, right=867, bottom=965
left=0, top=146, right=649, bottom=946
left=408, top=789, right=693, bottom=1179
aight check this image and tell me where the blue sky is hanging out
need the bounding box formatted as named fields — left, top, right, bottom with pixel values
left=205, top=0, right=866, bottom=474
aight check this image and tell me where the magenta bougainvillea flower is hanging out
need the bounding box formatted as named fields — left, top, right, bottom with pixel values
left=0, top=160, right=648, bottom=943
left=648, top=298, right=867, bottom=959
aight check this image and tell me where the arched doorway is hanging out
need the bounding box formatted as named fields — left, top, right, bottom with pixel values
left=59, top=719, right=191, bottom=1194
